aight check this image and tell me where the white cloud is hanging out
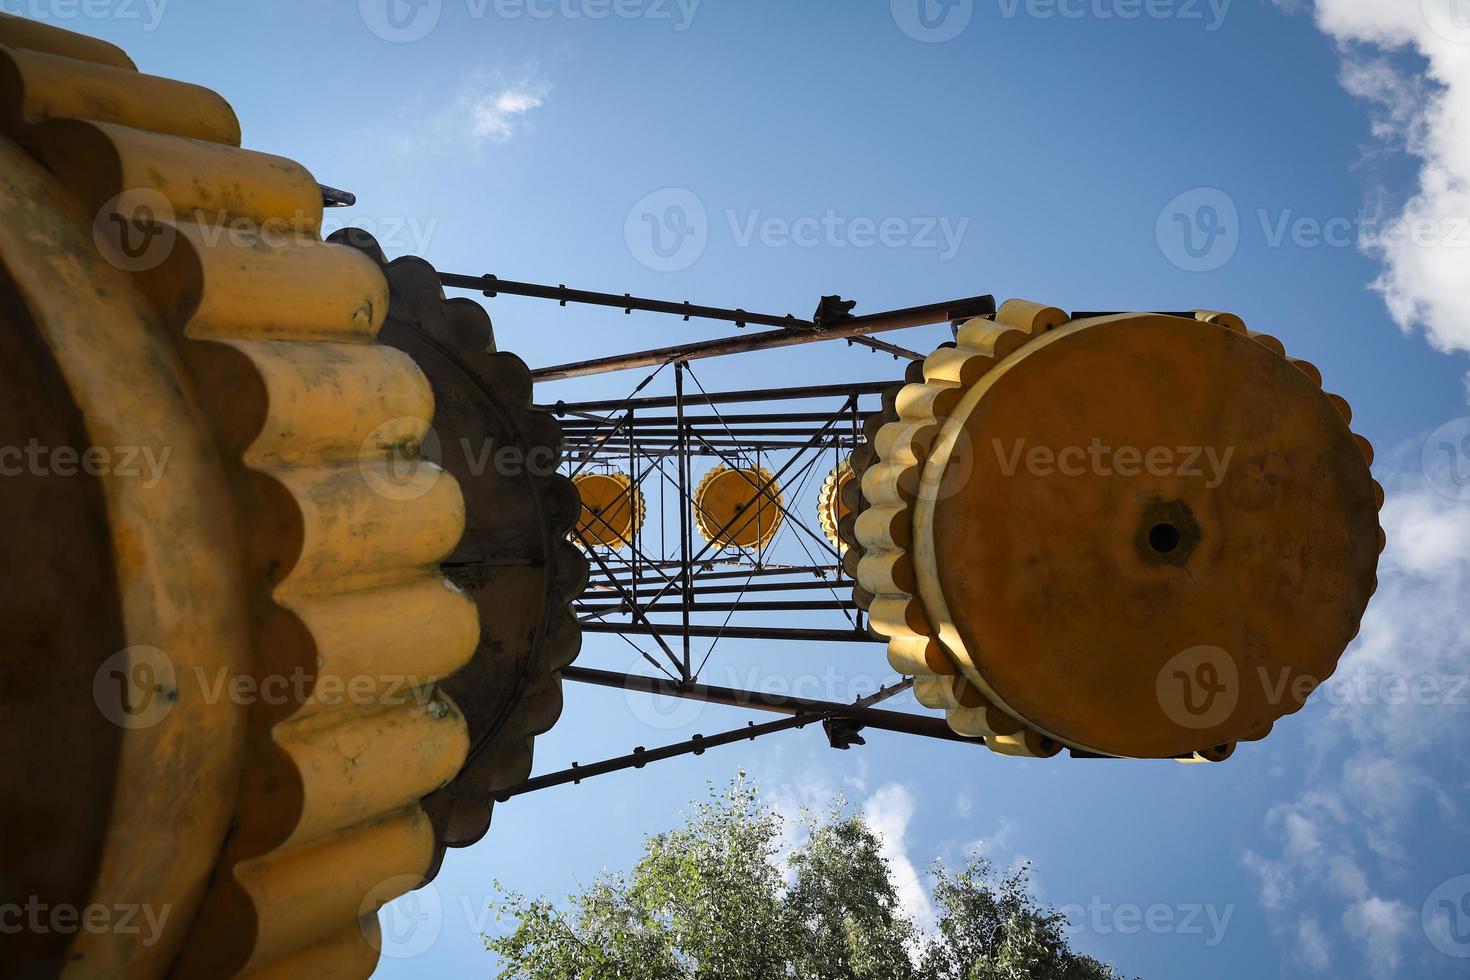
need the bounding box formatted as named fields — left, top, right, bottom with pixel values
left=404, top=68, right=550, bottom=154
left=863, top=783, right=935, bottom=931
left=765, top=769, right=839, bottom=880
left=1243, top=779, right=1410, bottom=976
left=963, top=816, right=1019, bottom=863
left=1377, top=484, right=1470, bottom=579
left=1283, top=2, right=1470, bottom=367
left=1241, top=472, right=1470, bottom=977
left=1243, top=849, right=1297, bottom=913
left=1298, top=916, right=1333, bottom=972
left=467, top=82, right=548, bottom=144
left=955, top=791, right=973, bottom=819
left=848, top=754, right=871, bottom=795
left=1342, top=896, right=1415, bottom=980
left=1331, top=480, right=1470, bottom=756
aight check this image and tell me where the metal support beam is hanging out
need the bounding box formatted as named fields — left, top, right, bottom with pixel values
left=568, top=426, right=853, bottom=438
left=545, top=380, right=890, bottom=414
left=579, top=599, right=859, bottom=615
left=850, top=335, right=923, bottom=361
left=530, top=294, right=996, bottom=382
left=494, top=669, right=983, bottom=799
left=588, top=563, right=841, bottom=587
left=442, top=273, right=943, bottom=361
left=675, top=362, right=692, bottom=682
left=581, top=622, right=878, bottom=642
left=554, top=376, right=878, bottom=664
left=559, top=410, right=861, bottom=427
left=562, top=666, right=976, bottom=744
left=495, top=714, right=819, bottom=800
left=441, top=271, right=808, bottom=330
left=568, top=441, right=850, bottom=458
left=584, top=578, right=851, bottom=599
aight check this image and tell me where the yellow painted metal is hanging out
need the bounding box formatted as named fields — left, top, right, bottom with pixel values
left=855, top=301, right=1383, bottom=760
left=0, top=11, right=135, bottom=68
left=573, top=470, right=645, bottom=549
left=0, top=127, right=254, bottom=980
left=693, top=464, right=784, bottom=551
left=817, top=459, right=855, bottom=551
left=31, top=118, right=323, bottom=232
left=0, top=43, right=239, bottom=143
left=0, top=15, right=477, bottom=978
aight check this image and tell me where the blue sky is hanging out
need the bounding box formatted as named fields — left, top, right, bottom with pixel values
left=49, top=0, right=1470, bottom=976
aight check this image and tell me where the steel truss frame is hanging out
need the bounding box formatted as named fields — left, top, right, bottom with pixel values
left=434, top=274, right=1002, bottom=793
left=560, top=367, right=879, bottom=686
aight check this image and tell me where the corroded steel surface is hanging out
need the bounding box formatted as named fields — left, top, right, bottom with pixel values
left=849, top=300, right=1383, bottom=760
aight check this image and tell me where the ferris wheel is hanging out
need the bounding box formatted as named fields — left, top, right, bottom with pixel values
left=0, top=13, right=1383, bottom=979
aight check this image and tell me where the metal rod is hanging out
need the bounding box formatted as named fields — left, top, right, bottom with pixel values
left=581, top=622, right=878, bottom=642
left=675, top=362, right=692, bottom=682
left=587, top=562, right=842, bottom=589
left=319, top=183, right=357, bottom=208
left=587, top=568, right=830, bottom=590
left=569, top=440, right=848, bottom=454
left=581, top=542, right=684, bottom=677
left=441, top=272, right=809, bottom=331
left=850, top=395, right=864, bottom=633
left=850, top=335, right=924, bottom=360
left=531, top=294, right=995, bottom=382
left=546, top=380, right=890, bottom=414
left=495, top=714, right=818, bottom=800
left=495, top=670, right=983, bottom=799
left=579, top=599, right=859, bottom=614
left=567, top=439, right=857, bottom=451
left=568, top=435, right=855, bottom=447
left=566, top=408, right=634, bottom=479
left=629, top=407, right=639, bottom=613
left=568, top=426, right=852, bottom=438
left=562, top=666, right=981, bottom=744
left=571, top=447, right=851, bottom=459
left=584, top=578, right=850, bottom=599
left=559, top=410, right=860, bottom=427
